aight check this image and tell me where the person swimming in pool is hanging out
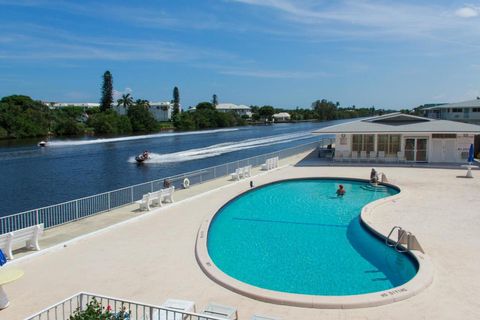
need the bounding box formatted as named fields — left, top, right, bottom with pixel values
left=336, top=184, right=346, bottom=197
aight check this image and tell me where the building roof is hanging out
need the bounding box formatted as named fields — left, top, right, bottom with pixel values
left=150, top=101, right=172, bottom=106
left=423, top=99, right=480, bottom=110
left=273, top=112, right=291, bottom=118
left=46, top=102, right=100, bottom=108
left=216, top=103, right=251, bottom=110
left=313, top=113, right=480, bottom=134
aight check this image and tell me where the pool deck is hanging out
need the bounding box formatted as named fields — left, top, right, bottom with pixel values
left=3, top=153, right=480, bottom=319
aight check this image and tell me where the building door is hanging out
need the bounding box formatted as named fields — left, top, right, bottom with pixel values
left=405, top=138, right=428, bottom=162
left=431, top=139, right=456, bottom=162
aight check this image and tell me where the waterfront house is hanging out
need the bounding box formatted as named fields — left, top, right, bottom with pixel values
left=422, top=98, right=480, bottom=125
left=216, top=103, right=252, bottom=117
left=313, top=113, right=480, bottom=163
left=45, top=102, right=100, bottom=110
left=188, top=103, right=252, bottom=117
left=114, top=101, right=177, bottom=121
left=273, top=112, right=291, bottom=122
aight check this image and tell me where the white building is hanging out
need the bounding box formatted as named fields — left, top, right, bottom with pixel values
left=422, top=99, right=480, bottom=125
left=188, top=103, right=252, bottom=117
left=114, top=101, right=178, bottom=122
left=273, top=112, right=291, bottom=122
left=314, top=113, right=480, bottom=163
left=45, top=102, right=100, bottom=110
left=215, top=103, right=252, bottom=117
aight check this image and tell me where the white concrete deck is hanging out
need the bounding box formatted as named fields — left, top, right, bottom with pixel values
left=2, top=157, right=480, bottom=320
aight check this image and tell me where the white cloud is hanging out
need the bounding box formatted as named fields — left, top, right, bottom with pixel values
left=219, top=67, right=327, bottom=79
left=230, top=0, right=480, bottom=45
left=455, top=6, right=479, bottom=18
left=113, top=88, right=133, bottom=100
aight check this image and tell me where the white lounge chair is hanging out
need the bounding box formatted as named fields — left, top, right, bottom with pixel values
left=201, top=303, right=238, bottom=320
left=359, top=150, right=368, bottom=162
left=377, top=151, right=385, bottom=163
left=341, top=151, right=350, bottom=162
left=397, top=151, right=405, bottom=163
left=152, top=299, right=195, bottom=320
left=244, top=165, right=252, bottom=177
left=369, top=151, right=377, bottom=162
left=273, top=156, right=279, bottom=168
left=334, top=151, right=343, bottom=162
left=350, top=151, right=358, bottom=162
left=231, top=168, right=241, bottom=180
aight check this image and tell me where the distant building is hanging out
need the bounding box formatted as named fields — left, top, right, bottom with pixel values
left=422, top=99, right=480, bottom=125
left=216, top=103, right=252, bottom=117
left=44, top=102, right=100, bottom=110
left=189, top=103, right=252, bottom=117
left=114, top=101, right=179, bottom=122
left=273, top=112, right=291, bottom=122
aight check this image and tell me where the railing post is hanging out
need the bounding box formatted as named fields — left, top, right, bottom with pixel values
left=131, top=188, right=134, bottom=203
left=108, top=193, right=111, bottom=211
left=35, top=209, right=39, bottom=225
left=75, top=200, right=79, bottom=220
left=151, top=182, right=153, bottom=192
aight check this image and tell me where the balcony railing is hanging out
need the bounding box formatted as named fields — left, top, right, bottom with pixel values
left=25, top=292, right=227, bottom=320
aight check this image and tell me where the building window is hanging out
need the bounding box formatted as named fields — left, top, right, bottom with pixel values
left=377, top=134, right=401, bottom=155
left=472, top=108, right=480, bottom=112
left=432, top=134, right=456, bottom=139
left=451, top=108, right=462, bottom=113
left=352, top=134, right=374, bottom=152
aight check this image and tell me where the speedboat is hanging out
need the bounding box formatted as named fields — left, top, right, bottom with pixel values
left=38, top=141, right=47, bottom=147
left=135, top=152, right=150, bottom=163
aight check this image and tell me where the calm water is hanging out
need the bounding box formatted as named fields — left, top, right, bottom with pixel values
left=208, top=179, right=418, bottom=296
left=0, top=121, right=346, bottom=216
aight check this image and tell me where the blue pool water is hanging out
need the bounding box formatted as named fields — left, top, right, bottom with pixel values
left=207, top=179, right=418, bottom=296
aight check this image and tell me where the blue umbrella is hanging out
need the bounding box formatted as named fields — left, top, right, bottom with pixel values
left=468, top=143, right=474, bottom=164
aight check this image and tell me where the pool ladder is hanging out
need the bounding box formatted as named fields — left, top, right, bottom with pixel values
left=386, top=226, right=424, bottom=253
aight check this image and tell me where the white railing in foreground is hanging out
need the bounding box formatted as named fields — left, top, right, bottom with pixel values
left=0, top=138, right=333, bottom=234
left=25, top=292, right=226, bottom=320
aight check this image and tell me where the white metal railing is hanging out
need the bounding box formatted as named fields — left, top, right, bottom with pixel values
left=1, top=139, right=332, bottom=234
left=25, top=292, right=227, bottom=320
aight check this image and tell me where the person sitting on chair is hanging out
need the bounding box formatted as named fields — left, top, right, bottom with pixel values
left=336, top=184, right=346, bottom=197
left=370, top=168, right=379, bottom=185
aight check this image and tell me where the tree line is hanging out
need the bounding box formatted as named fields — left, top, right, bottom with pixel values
left=0, top=70, right=395, bottom=139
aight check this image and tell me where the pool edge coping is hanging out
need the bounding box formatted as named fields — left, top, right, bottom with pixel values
left=195, top=177, right=434, bottom=309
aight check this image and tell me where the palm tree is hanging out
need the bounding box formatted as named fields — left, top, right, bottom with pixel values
left=117, top=93, right=134, bottom=108
left=135, top=99, right=150, bottom=109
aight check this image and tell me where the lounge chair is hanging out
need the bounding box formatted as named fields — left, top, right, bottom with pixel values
left=201, top=303, right=238, bottom=320
left=369, top=151, right=377, bottom=162
left=397, top=151, right=405, bottom=163
left=377, top=151, right=385, bottom=163
left=151, top=299, right=195, bottom=320
left=350, top=151, right=358, bottom=162
left=359, top=150, right=368, bottom=162
left=341, top=151, right=350, bottom=162
left=231, top=168, right=241, bottom=181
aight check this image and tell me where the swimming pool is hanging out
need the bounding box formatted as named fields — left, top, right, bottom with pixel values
left=206, top=179, right=418, bottom=296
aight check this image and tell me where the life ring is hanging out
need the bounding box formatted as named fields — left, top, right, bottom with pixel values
left=183, top=178, right=190, bottom=189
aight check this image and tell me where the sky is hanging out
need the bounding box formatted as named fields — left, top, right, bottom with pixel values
left=1, top=0, right=480, bottom=109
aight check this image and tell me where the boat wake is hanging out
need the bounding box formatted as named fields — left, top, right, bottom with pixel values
left=128, top=131, right=315, bottom=164
left=45, top=128, right=240, bottom=147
